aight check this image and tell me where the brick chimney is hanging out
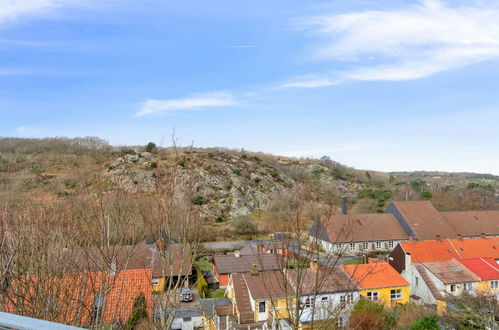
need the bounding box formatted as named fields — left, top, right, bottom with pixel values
left=436, top=235, right=441, bottom=242
left=341, top=196, right=348, bottom=215
left=310, top=259, right=319, bottom=272
left=457, top=234, right=463, bottom=241
left=408, top=236, right=414, bottom=243
left=480, top=233, right=486, bottom=239
left=250, top=264, right=258, bottom=275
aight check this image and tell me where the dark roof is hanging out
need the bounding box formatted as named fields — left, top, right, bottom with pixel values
left=213, top=254, right=282, bottom=274
left=287, top=267, right=356, bottom=295
left=441, top=211, right=499, bottom=237
left=243, top=271, right=293, bottom=300
left=237, top=245, right=258, bottom=256
left=414, top=264, right=444, bottom=300
left=389, top=201, right=456, bottom=240
left=202, top=270, right=219, bottom=285
left=315, top=213, right=407, bottom=243
left=200, top=298, right=232, bottom=317
left=172, top=305, right=203, bottom=319
left=231, top=273, right=253, bottom=315
left=152, top=245, right=192, bottom=277
left=422, top=259, right=479, bottom=284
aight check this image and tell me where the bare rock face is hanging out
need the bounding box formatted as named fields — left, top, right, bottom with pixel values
left=106, top=151, right=362, bottom=220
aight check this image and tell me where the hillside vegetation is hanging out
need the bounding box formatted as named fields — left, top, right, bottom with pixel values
left=1, top=137, right=497, bottom=241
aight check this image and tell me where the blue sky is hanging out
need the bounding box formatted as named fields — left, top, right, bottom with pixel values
left=1, top=0, right=499, bottom=174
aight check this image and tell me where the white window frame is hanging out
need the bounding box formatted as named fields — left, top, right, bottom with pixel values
left=388, top=241, right=394, bottom=249
left=450, top=284, right=457, bottom=293
left=362, top=242, right=368, bottom=250
left=258, top=301, right=266, bottom=313
left=375, top=241, right=382, bottom=250
left=336, top=317, right=343, bottom=328
left=152, top=278, right=160, bottom=286
left=491, top=280, right=498, bottom=289
left=390, top=289, right=402, bottom=300
left=463, top=282, right=473, bottom=292
left=349, top=243, right=356, bottom=251
left=304, top=297, right=311, bottom=308
left=367, top=291, right=379, bottom=302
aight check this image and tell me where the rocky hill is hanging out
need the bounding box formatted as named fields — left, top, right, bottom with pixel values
left=1, top=138, right=498, bottom=224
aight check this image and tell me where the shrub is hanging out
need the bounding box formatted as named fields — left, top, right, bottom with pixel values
left=253, top=177, right=261, bottom=183
left=231, top=168, right=241, bottom=175
left=145, top=142, right=156, bottom=153
left=232, top=216, right=258, bottom=236
left=127, top=292, right=148, bottom=329
left=420, top=191, right=433, bottom=199
left=349, top=299, right=385, bottom=330
left=150, top=161, right=157, bottom=169
left=410, top=315, right=440, bottom=330
left=215, top=216, right=225, bottom=223
left=197, top=268, right=210, bottom=298
left=192, top=195, right=205, bottom=205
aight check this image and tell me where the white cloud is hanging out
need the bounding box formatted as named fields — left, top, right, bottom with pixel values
left=135, top=91, right=236, bottom=116
left=0, top=0, right=85, bottom=25
left=297, top=0, right=499, bottom=82
left=278, top=75, right=340, bottom=89
left=16, top=125, right=36, bottom=136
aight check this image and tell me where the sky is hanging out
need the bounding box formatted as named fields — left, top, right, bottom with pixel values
left=1, top=0, right=499, bottom=174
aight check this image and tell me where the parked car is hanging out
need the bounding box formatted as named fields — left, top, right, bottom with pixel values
left=179, top=287, right=193, bottom=302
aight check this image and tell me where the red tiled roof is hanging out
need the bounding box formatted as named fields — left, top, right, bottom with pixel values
left=457, top=257, right=499, bottom=281
left=390, top=201, right=456, bottom=240
left=441, top=211, right=499, bottom=237
left=400, top=237, right=499, bottom=263
left=343, top=263, right=408, bottom=289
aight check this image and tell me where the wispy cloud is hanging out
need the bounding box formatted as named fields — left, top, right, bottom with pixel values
left=227, top=45, right=257, bottom=48
left=16, top=125, right=37, bottom=136
left=0, top=0, right=86, bottom=25
left=135, top=91, right=236, bottom=116
left=278, top=74, right=339, bottom=89
left=294, top=0, right=499, bottom=83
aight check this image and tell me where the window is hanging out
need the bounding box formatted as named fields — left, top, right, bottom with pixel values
left=390, top=289, right=402, bottom=300
left=346, top=293, right=353, bottom=304
left=415, top=277, right=419, bottom=287
left=491, top=280, right=499, bottom=289
left=362, top=242, right=368, bottom=250
left=349, top=243, right=356, bottom=251
left=341, top=293, right=353, bottom=307
left=340, top=295, right=345, bottom=307
left=450, top=284, right=457, bottom=293
left=388, top=241, right=394, bottom=249
left=463, top=283, right=473, bottom=292
left=152, top=278, right=160, bottom=286
left=376, top=242, right=382, bottom=250
left=258, top=301, right=266, bottom=313
left=321, top=296, right=328, bottom=302
left=367, top=291, right=379, bottom=302
left=304, top=298, right=311, bottom=308
left=336, top=317, right=343, bottom=328
left=91, top=293, right=104, bottom=325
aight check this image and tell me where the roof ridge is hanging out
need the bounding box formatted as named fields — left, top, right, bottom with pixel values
left=447, top=239, right=462, bottom=258
left=480, top=257, right=499, bottom=272
left=452, top=258, right=480, bottom=281
left=415, top=264, right=444, bottom=301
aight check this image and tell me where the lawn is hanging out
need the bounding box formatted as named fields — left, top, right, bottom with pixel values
left=342, top=259, right=363, bottom=265
left=210, top=289, right=226, bottom=298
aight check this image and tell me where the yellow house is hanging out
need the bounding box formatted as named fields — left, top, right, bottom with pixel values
left=458, top=258, right=499, bottom=296
left=227, top=270, right=294, bottom=325
left=343, top=262, right=410, bottom=307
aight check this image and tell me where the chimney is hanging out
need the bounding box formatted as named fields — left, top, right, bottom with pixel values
left=341, top=196, right=348, bottom=215
left=408, top=236, right=414, bottom=243
left=436, top=235, right=441, bottom=242
left=310, top=259, right=319, bottom=272
left=480, top=233, right=486, bottom=239
left=250, top=264, right=258, bottom=275
left=457, top=234, right=463, bottom=241
left=234, top=250, right=240, bottom=258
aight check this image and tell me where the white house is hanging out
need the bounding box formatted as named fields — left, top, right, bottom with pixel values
left=309, top=213, right=408, bottom=256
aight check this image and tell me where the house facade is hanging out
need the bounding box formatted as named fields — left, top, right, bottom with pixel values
left=309, top=213, right=408, bottom=256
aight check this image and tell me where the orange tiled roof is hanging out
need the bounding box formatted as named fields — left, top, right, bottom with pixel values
left=343, top=263, right=408, bottom=290
left=400, top=237, right=499, bottom=263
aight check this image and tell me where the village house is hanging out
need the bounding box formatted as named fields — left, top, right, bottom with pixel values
left=309, top=213, right=408, bottom=256
left=386, top=201, right=499, bottom=240
left=212, top=253, right=282, bottom=287
left=389, top=237, right=499, bottom=313
left=286, top=261, right=359, bottom=329
left=343, top=263, right=410, bottom=307
left=457, top=257, right=499, bottom=296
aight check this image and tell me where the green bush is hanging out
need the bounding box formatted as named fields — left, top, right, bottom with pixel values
left=150, top=161, right=157, bottom=169
left=127, top=292, right=148, bottom=329
left=192, top=195, right=205, bottom=205
left=253, top=177, right=261, bottom=183
left=145, top=142, right=156, bottom=153
left=410, top=315, right=440, bottom=330
left=215, top=216, right=225, bottom=223
left=231, top=168, right=241, bottom=175
left=420, top=191, right=433, bottom=199
left=197, top=268, right=210, bottom=298
left=232, top=216, right=258, bottom=236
